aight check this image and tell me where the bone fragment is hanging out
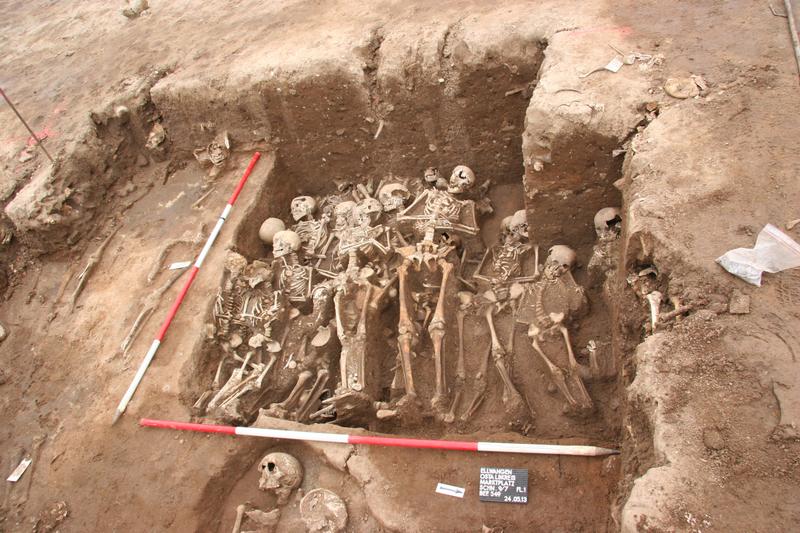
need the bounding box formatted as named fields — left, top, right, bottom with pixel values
left=231, top=504, right=246, bottom=533
left=645, top=291, right=663, bottom=332
left=70, top=227, right=120, bottom=311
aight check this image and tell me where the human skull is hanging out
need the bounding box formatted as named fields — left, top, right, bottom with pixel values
left=291, top=196, right=317, bottom=222
left=378, top=183, right=411, bottom=212
left=447, top=165, right=476, bottom=194
left=594, top=207, right=622, bottom=241
left=259, top=217, right=286, bottom=244
left=507, top=209, right=529, bottom=239
left=544, top=245, right=577, bottom=279
left=223, top=251, right=248, bottom=278
left=423, top=167, right=447, bottom=189
left=258, top=452, right=303, bottom=505
left=273, top=230, right=301, bottom=258
left=300, top=488, right=348, bottom=533
left=500, top=215, right=513, bottom=235
left=354, top=197, right=383, bottom=226
left=332, top=200, right=356, bottom=230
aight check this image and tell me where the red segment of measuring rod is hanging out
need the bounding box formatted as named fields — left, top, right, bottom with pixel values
left=139, top=418, right=237, bottom=435
left=228, top=152, right=261, bottom=205
left=154, top=266, right=199, bottom=341
left=348, top=434, right=479, bottom=452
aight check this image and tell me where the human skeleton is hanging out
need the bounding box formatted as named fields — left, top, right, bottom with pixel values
left=390, top=166, right=480, bottom=418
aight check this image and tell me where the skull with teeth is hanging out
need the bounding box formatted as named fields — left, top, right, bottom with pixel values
left=332, top=200, right=357, bottom=231
left=378, top=183, right=411, bottom=212
left=594, top=207, right=622, bottom=241
left=423, top=167, right=448, bottom=190
left=354, top=197, right=383, bottom=226
left=507, top=209, right=529, bottom=240
left=544, top=245, right=577, bottom=280
left=447, top=165, right=476, bottom=194
left=258, top=452, right=304, bottom=505
left=291, top=196, right=317, bottom=222
left=273, top=230, right=302, bottom=258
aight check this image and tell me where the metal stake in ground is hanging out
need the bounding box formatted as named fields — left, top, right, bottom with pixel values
left=785, top=0, right=800, bottom=82
left=0, top=87, right=54, bottom=162
left=139, top=418, right=619, bottom=457
left=112, top=152, right=262, bottom=425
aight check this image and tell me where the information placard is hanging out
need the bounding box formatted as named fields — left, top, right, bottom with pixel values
left=478, top=467, right=528, bottom=504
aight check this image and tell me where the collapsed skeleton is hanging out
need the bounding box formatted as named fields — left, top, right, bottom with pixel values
left=516, top=245, right=596, bottom=415
left=456, top=209, right=537, bottom=428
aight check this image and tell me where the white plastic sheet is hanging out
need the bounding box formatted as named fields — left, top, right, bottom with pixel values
left=716, top=224, right=800, bottom=286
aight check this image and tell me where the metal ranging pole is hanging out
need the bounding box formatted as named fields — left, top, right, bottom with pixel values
left=0, top=87, right=54, bottom=162
left=140, top=418, right=619, bottom=457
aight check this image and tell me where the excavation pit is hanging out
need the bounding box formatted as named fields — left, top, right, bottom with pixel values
left=151, top=46, right=641, bottom=532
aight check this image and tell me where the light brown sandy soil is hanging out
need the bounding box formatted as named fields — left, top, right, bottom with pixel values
left=0, top=1, right=799, bottom=531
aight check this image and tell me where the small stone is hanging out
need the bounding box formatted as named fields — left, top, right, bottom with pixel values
left=601, top=455, right=620, bottom=476
left=708, top=301, right=728, bottom=314
left=428, top=144, right=437, bottom=152
left=136, top=153, right=149, bottom=167
left=0, top=321, right=6, bottom=342
left=18, top=149, right=34, bottom=163
left=114, top=105, right=130, bottom=123
left=122, top=0, right=149, bottom=18
left=146, top=123, right=166, bottom=149
left=729, top=290, right=750, bottom=314
left=64, top=50, right=75, bottom=57
left=664, top=77, right=700, bottom=99
left=335, top=128, right=345, bottom=136
left=703, top=428, right=725, bottom=450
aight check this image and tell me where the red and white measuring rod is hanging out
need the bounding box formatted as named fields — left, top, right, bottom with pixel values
left=112, top=153, right=262, bottom=425
left=140, top=418, right=619, bottom=457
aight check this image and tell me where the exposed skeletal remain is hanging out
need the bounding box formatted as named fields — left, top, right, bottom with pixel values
left=588, top=207, right=622, bottom=284
left=273, top=230, right=314, bottom=305
left=146, top=224, right=207, bottom=284
left=289, top=195, right=332, bottom=260
left=461, top=212, right=536, bottom=427
left=197, top=160, right=629, bottom=439
left=119, top=268, right=184, bottom=357
left=646, top=290, right=663, bottom=332
left=444, top=290, right=474, bottom=423
left=259, top=452, right=303, bottom=505
left=389, top=166, right=483, bottom=419
left=626, top=265, right=685, bottom=333
left=516, top=245, right=595, bottom=415
left=70, top=226, right=120, bottom=311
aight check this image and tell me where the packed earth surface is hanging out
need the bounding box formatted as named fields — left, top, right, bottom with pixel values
left=1, top=1, right=799, bottom=532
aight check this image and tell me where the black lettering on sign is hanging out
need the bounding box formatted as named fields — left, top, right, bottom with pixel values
left=478, top=467, right=528, bottom=504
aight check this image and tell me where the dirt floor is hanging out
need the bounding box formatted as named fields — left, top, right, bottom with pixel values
left=1, top=0, right=799, bottom=531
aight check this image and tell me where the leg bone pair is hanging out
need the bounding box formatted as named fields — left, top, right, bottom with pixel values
left=395, top=261, right=418, bottom=401
left=528, top=323, right=592, bottom=412
left=428, top=259, right=453, bottom=414
left=485, top=306, right=525, bottom=413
